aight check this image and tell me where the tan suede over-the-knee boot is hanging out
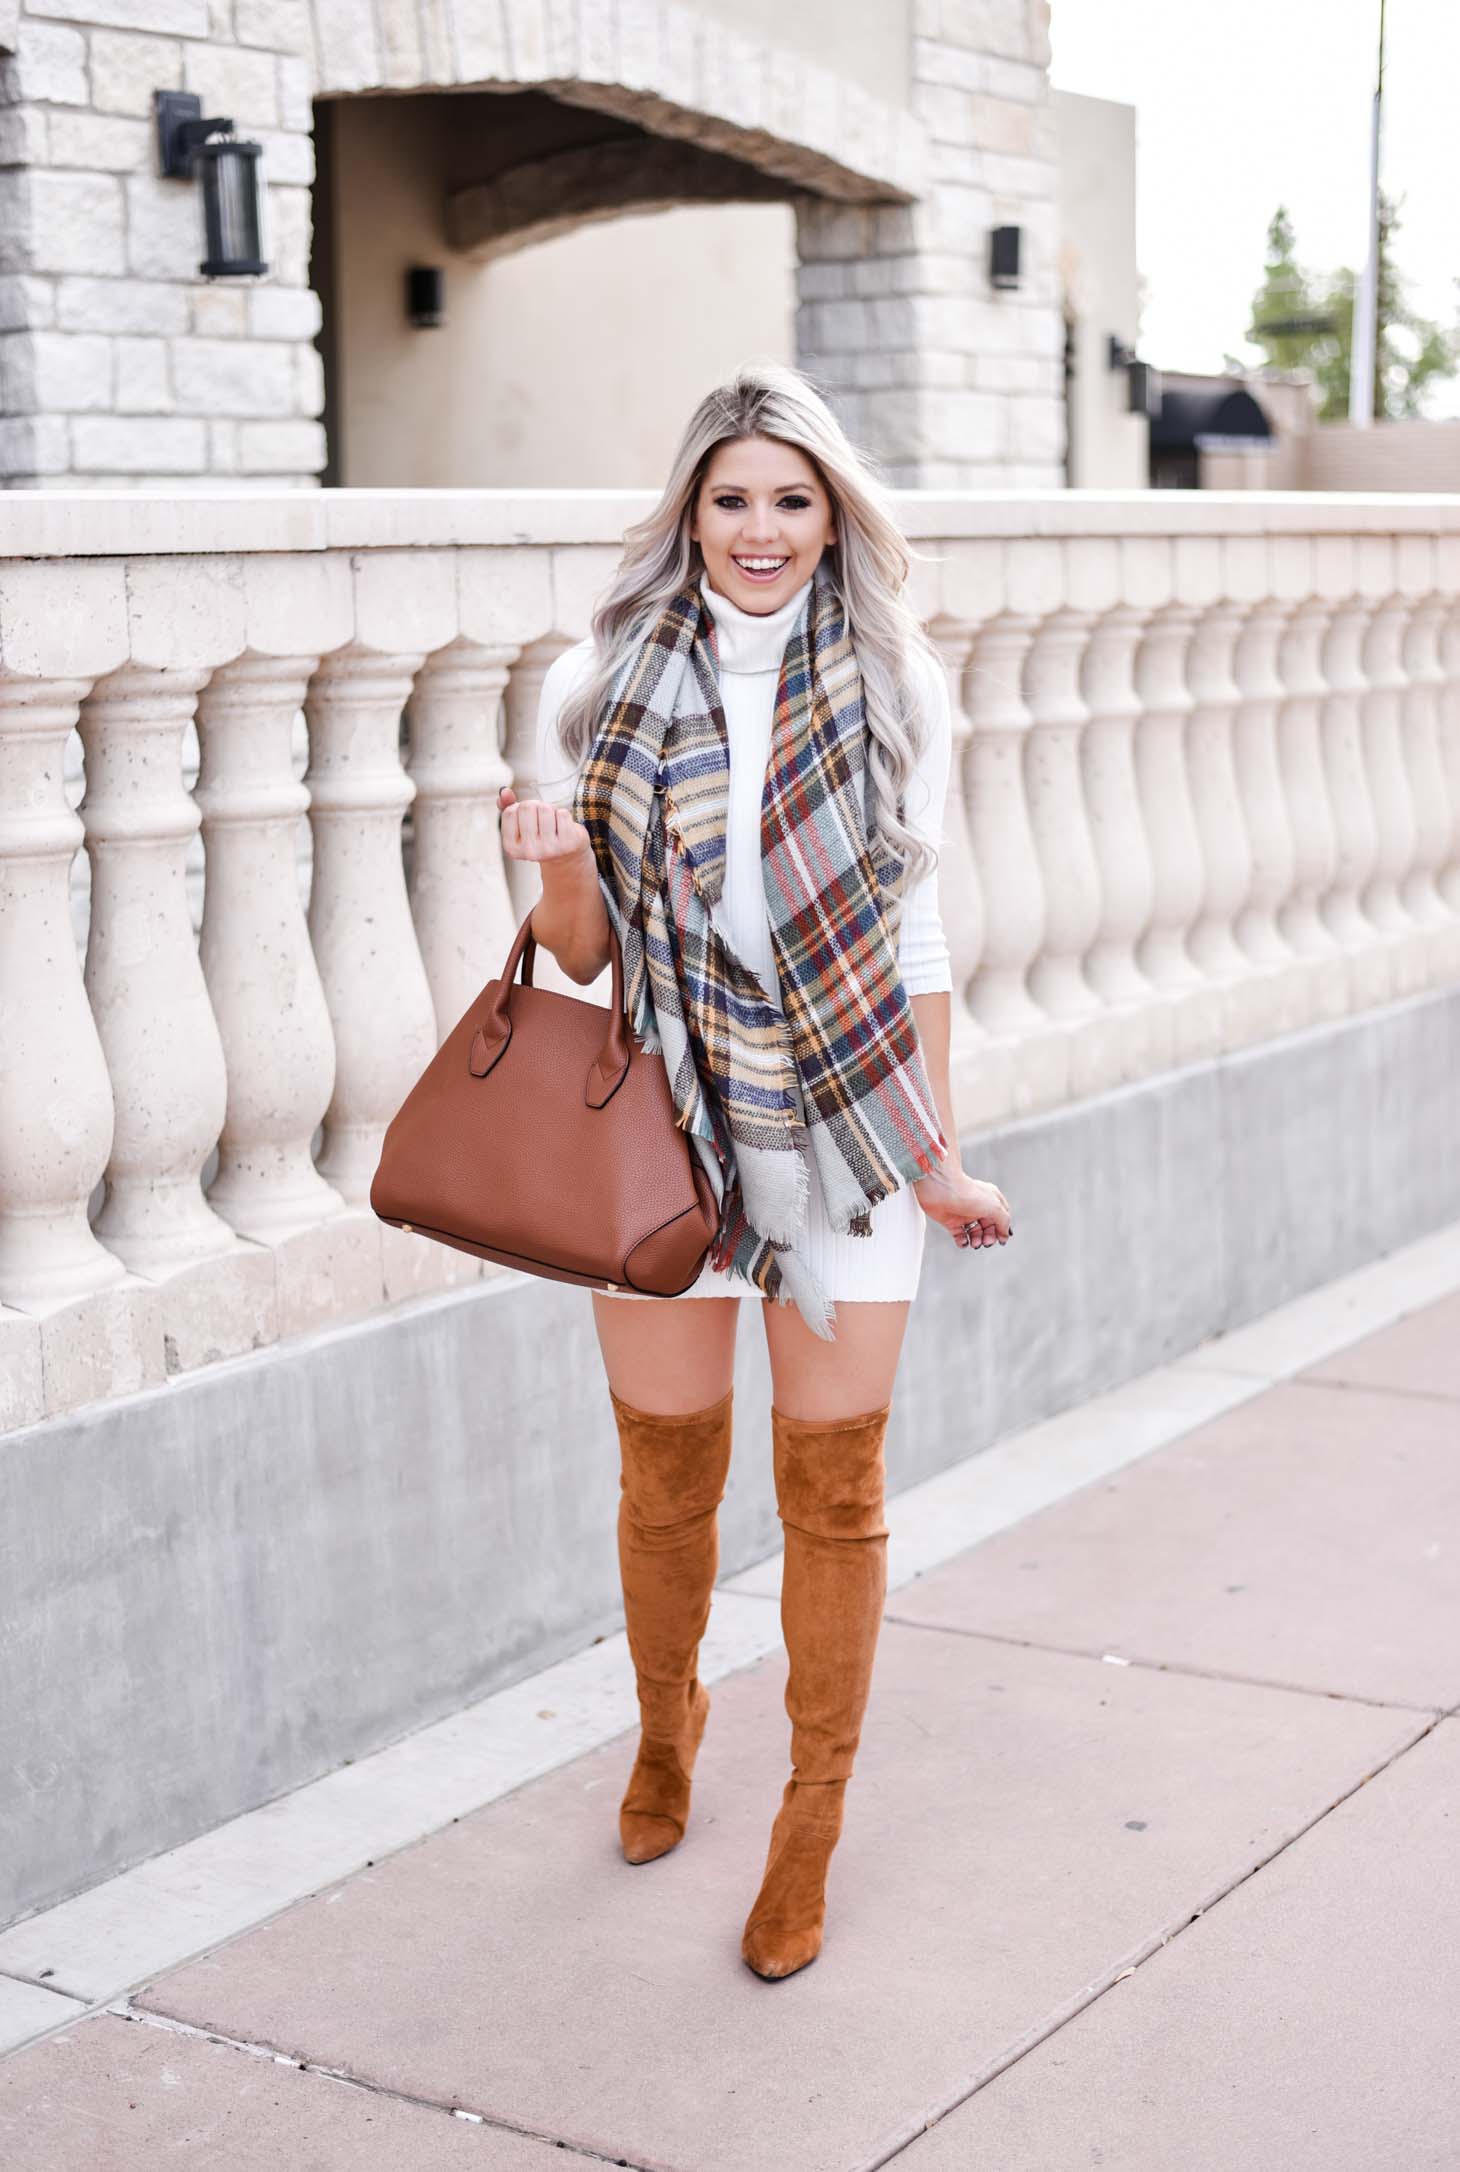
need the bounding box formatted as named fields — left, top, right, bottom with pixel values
left=741, top=1399, right=891, bottom=1980
left=609, top=1382, right=734, bottom=1865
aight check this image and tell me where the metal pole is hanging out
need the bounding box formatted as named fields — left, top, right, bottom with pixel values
left=1349, top=0, right=1387, bottom=425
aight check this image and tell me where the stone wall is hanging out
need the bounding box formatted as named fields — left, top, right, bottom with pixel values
left=0, top=0, right=322, bottom=487
left=0, top=0, right=1066, bottom=488
left=797, top=0, right=1063, bottom=487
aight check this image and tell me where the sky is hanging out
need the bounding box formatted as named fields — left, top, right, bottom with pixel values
left=1049, top=0, right=1460, bottom=413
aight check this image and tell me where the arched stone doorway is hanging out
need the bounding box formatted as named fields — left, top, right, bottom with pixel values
left=308, top=1, right=927, bottom=486
left=312, top=84, right=831, bottom=487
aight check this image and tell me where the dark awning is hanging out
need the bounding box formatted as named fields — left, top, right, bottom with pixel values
left=1150, top=386, right=1274, bottom=453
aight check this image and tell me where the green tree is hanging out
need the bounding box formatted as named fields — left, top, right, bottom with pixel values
left=1246, top=208, right=1329, bottom=374
left=1246, top=197, right=1458, bottom=421
left=1371, top=194, right=1458, bottom=417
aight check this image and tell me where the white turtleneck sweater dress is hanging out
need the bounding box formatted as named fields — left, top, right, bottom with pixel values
left=533, top=569, right=954, bottom=1304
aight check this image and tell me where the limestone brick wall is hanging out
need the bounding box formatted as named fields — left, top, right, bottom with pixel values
left=1299, top=418, right=1460, bottom=494
left=797, top=0, right=1063, bottom=487
left=0, top=0, right=322, bottom=488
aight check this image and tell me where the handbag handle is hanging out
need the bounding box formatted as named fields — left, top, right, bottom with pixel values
left=469, top=906, right=632, bottom=1109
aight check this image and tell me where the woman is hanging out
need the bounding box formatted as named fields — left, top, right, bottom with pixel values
left=497, top=362, right=1012, bottom=1981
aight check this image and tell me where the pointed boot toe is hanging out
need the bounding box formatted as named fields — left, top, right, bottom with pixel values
left=740, top=1778, right=845, bottom=1980
left=621, top=1811, right=686, bottom=1865
left=742, top=1927, right=824, bottom=1980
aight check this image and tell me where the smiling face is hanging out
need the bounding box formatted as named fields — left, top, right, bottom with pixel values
left=689, top=434, right=838, bottom=615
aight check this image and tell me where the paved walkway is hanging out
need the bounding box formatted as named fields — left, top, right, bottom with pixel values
left=3, top=1243, right=1459, bottom=2169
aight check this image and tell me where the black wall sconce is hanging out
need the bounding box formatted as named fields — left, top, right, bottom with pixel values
left=155, top=90, right=267, bottom=279
left=989, top=225, right=1021, bottom=291
left=406, top=265, right=446, bottom=328
left=1108, top=336, right=1162, bottom=418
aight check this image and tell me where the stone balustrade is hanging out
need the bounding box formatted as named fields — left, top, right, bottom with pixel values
left=2, top=491, right=1459, bottom=1433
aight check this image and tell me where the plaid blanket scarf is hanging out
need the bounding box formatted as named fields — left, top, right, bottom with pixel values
left=572, top=562, right=948, bottom=1340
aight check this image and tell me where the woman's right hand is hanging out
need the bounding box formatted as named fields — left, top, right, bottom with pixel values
left=497, top=783, right=594, bottom=867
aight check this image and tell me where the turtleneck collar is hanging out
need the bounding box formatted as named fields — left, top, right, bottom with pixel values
left=698, top=566, right=815, bottom=675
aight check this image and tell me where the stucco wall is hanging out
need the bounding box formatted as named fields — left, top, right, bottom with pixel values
left=327, top=93, right=795, bottom=488
left=1052, top=88, right=1143, bottom=490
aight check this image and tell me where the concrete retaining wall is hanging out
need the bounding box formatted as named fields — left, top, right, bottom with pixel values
left=4, top=979, right=1458, bottom=1927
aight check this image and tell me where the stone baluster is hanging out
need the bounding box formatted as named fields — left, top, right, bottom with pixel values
left=0, top=672, right=126, bottom=1307
left=1132, top=559, right=1216, bottom=1066
left=1185, top=574, right=1264, bottom=1051
left=1273, top=582, right=1347, bottom=1025
left=304, top=552, right=454, bottom=1236
left=1230, top=556, right=1304, bottom=1038
left=1395, top=538, right=1460, bottom=983
left=305, top=648, right=440, bottom=1207
left=1078, top=545, right=1159, bottom=1081
left=80, top=663, right=238, bottom=1274
left=76, top=553, right=285, bottom=1398
left=1436, top=540, right=1460, bottom=917
left=962, top=603, right=1047, bottom=1040
left=442, top=545, right=560, bottom=1006
left=194, top=653, right=345, bottom=1239
left=1357, top=540, right=1424, bottom=996
left=406, top=639, right=521, bottom=1037
left=499, top=632, right=582, bottom=1004
left=1021, top=551, right=1116, bottom=1097
left=961, top=589, right=1061, bottom=1110
left=925, top=615, right=1011, bottom=1128
left=0, top=555, right=172, bottom=1418
left=1317, top=570, right=1386, bottom=1010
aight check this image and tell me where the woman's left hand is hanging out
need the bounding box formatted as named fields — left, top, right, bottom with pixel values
left=911, top=1161, right=1013, bottom=1250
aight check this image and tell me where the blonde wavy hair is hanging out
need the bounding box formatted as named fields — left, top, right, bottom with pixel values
left=557, top=358, right=943, bottom=889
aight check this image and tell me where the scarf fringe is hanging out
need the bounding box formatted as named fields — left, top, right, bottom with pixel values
left=771, top=1246, right=838, bottom=1342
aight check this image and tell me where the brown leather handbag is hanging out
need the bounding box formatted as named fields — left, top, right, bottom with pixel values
left=370, top=905, right=720, bottom=1295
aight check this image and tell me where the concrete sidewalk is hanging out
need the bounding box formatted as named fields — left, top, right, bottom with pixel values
left=2, top=1245, right=1458, bottom=2169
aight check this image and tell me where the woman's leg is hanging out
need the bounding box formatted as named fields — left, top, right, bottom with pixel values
left=741, top=1297, right=911, bottom=1975
left=590, top=1288, right=741, bottom=1413
left=591, top=1292, right=742, bottom=1862
left=760, top=1293, right=912, bottom=1419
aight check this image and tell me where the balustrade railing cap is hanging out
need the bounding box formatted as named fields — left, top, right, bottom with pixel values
left=4, top=490, right=1460, bottom=563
